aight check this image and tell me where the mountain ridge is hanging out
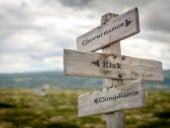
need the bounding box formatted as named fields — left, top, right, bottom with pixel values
left=0, top=70, right=169, bottom=90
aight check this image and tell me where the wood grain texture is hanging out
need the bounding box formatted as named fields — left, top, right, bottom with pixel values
left=102, top=38, right=125, bottom=128
left=78, top=79, right=146, bottom=117
left=77, top=7, right=140, bottom=52
left=64, top=49, right=163, bottom=82
left=106, top=111, right=125, bottom=128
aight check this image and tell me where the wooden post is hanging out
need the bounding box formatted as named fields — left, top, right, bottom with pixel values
left=101, top=13, right=125, bottom=128
left=64, top=7, right=163, bottom=128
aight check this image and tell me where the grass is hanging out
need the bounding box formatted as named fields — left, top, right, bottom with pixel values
left=0, top=89, right=170, bottom=128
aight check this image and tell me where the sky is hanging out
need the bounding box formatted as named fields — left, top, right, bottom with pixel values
left=0, top=0, right=170, bottom=73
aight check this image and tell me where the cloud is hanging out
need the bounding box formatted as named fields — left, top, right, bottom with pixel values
left=57, top=0, right=92, bottom=8
left=0, top=0, right=169, bottom=73
left=141, top=0, right=170, bottom=33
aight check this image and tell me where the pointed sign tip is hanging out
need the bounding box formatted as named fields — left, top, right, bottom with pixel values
left=91, top=60, right=100, bottom=67
left=125, top=19, right=133, bottom=27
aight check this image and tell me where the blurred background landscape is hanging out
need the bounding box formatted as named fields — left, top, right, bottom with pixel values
left=0, top=70, right=170, bottom=90
left=0, top=0, right=170, bottom=128
left=0, top=71, right=170, bottom=128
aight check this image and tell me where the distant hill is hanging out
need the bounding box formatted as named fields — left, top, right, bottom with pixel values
left=163, top=70, right=170, bottom=85
left=0, top=70, right=170, bottom=90
left=0, top=72, right=102, bottom=90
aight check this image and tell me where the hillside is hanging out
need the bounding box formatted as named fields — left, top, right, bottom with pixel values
left=0, top=89, right=170, bottom=128
left=164, top=70, right=170, bottom=85
left=0, top=70, right=170, bottom=90
left=0, top=72, right=102, bottom=90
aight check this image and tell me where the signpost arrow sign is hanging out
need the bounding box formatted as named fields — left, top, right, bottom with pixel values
left=78, top=79, right=145, bottom=117
left=125, top=18, right=133, bottom=27
left=63, top=7, right=164, bottom=128
left=91, top=60, right=100, bottom=67
left=64, top=49, right=163, bottom=82
left=77, top=7, right=140, bottom=52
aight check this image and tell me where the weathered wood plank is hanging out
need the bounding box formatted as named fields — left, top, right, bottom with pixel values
left=78, top=79, right=145, bottom=117
left=106, top=111, right=125, bottom=128
left=64, top=49, right=163, bottom=82
left=77, top=7, right=140, bottom=52
left=102, top=41, right=125, bottom=128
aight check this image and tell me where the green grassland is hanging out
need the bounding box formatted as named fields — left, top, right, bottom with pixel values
left=0, top=89, right=170, bottom=128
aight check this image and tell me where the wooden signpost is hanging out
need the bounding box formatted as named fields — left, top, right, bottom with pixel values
left=63, top=7, right=163, bottom=128
left=77, top=8, right=139, bottom=52
left=64, top=49, right=163, bottom=82
left=78, top=79, right=145, bottom=117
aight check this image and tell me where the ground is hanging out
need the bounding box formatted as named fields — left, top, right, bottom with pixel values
left=0, top=89, right=170, bottom=128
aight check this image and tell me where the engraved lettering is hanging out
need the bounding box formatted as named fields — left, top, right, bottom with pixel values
left=92, top=60, right=122, bottom=69
left=94, top=91, right=139, bottom=104
left=81, top=22, right=125, bottom=46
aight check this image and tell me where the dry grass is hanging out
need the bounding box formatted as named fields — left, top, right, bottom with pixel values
left=0, top=89, right=169, bottom=128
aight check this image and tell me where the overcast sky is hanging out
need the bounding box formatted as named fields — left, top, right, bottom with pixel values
left=0, top=0, right=170, bottom=73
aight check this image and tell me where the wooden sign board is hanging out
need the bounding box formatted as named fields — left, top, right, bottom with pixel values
left=78, top=79, right=145, bottom=117
left=64, top=49, right=163, bottom=82
left=77, top=7, right=140, bottom=52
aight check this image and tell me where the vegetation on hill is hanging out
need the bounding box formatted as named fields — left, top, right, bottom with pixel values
left=0, top=72, right=102, bottom=90
left=0, top=70, right=170, bottom=90
left=0, top=89, right=169, bottom=128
